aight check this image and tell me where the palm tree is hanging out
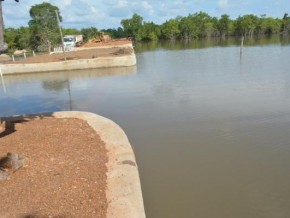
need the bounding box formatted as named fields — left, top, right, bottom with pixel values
left=0, top=0, right=19, bottom=53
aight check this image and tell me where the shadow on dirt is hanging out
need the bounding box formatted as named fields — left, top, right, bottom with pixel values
left=0, top=113, right=54, bottom=138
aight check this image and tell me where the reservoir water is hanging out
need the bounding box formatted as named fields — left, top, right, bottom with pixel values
left=1, top=37, right=290, bottom=218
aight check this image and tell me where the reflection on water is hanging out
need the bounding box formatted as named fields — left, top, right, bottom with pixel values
left=0, top=66, right=136, bottom=115
left=2, top=66, right=136, bottom=85
left=135, top=35, right=290, bottom=52
left=1, top=38, right=290, bottom=218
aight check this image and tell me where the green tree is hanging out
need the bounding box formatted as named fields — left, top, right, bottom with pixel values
left=194, top=12, right=213, bottom=38
left=63, top=28, right=81, bottom=36
left=102, top=27, right=125, bottom=39
left=15, top=26, right=31, bottom=49
left=161, top=19, right=180, bottom=40
left=140, top=22, right=160, bottom=41
left=80, top=27, right=99, bottom=42
left=121, top=13, right=143, bottom=40
left=28, top=2, right=61, bottom=52
left=0, top=0, right=19, bottom=53
left=179, top=12, right=214, bottom=40
left=281, top=13, right=290, bottom=34
left=204, top=17, right=218, bottom=38
left=4, top=26, right=30, bottom=51
left=235, top=14, right=259, bottom=37
left=4, top=27, right=17, bottom=50
left=179, top=16, right=197, bottom=40
left=257, top=16, right=281, bottom=35
left=217, top=14, right=231, bottom=38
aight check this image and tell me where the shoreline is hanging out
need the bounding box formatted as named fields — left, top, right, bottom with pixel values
left=0, top=43, right=136, bottom=75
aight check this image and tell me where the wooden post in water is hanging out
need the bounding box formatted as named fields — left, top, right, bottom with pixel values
left=240, top=36, right=244, bottom=55
left=55, top=10, right=66, bottom=61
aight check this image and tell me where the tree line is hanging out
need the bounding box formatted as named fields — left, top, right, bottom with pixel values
left=120, top=12, right=290, bottom=41
left=2, top=2, right=290, bottom=53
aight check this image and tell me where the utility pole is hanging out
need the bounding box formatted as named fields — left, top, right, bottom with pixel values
left=0, top=1, right=7, bottom=53
left=0, top=0, right=19, bottom=53
left=55, top=10, right=66, bottom=61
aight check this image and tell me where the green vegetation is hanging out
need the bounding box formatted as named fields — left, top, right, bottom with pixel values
left=119, top=12, right=289, bottom=41
left=1, top=1, right=290, bottom=53
left=28, top=2, right=62, bottom=53
left=80, top=27, right=99, bottom=42
left=1, top=3, right=107, bottom=53
left=0, top=0, right=19, bottom=53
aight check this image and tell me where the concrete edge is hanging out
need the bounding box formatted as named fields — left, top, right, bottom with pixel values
left=1, top=44, right=136, bottom=75
left=1, top=111, right=146, bottom=218
left=74, top=43, right=133, bottom=50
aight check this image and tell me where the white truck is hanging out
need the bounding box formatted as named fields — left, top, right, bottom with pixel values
left=63, top=35, right=83, bottom=49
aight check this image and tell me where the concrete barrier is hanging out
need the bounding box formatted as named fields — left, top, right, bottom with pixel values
left=1, top=111, right=146, bottom=218
left=1, top=54, right=136, bottom=75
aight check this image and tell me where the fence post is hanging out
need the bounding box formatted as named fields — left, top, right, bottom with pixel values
left=24, top=52, right=27, bottom=59
left=33, top=51, right=35, bottom=56
left=12, top=55, right=15, bottom=62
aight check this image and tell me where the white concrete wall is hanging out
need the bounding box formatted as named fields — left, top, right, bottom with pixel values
left=1, top=54, right=136, bottom=75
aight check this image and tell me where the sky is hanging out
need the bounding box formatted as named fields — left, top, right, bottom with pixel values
left=2, top=0, right=290, bottom=30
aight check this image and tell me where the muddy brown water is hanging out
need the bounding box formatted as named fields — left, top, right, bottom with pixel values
left=1, top=38, right=290, bottom=218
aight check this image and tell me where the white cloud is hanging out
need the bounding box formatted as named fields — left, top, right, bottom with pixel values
left=141, top=1, right=154, bottom=15
left=218, top=0, right=229, bottom=9
left=115, top=0, right=128, bottom=8
left=2, top=0, right=290, bottom=29
left=62, top=0, right=73, bottom=7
